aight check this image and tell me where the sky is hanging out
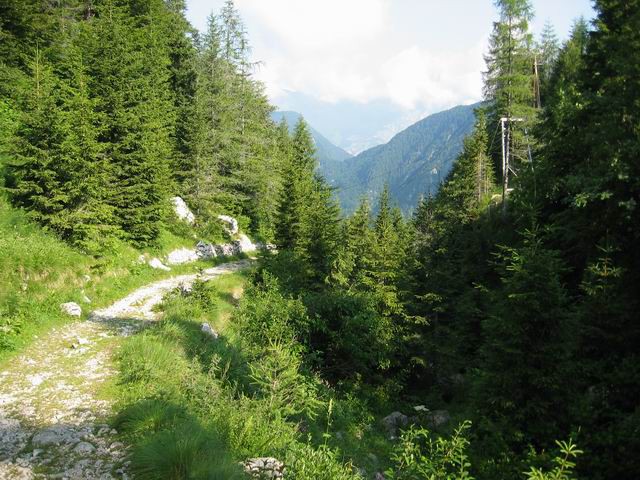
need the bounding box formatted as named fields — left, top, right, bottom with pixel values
left=185, top=0, right=596, bottom=153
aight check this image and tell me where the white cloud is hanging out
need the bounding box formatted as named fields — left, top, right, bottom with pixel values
left=236, top=0, right=485, bottom=112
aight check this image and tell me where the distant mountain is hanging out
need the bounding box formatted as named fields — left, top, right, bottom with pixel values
left=328, top=103, right=480, bottom=214
left=271, top=111, right=352, bottom=165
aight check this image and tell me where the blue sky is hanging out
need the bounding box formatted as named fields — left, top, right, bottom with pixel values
left=185, top=0, right=595, bottom=152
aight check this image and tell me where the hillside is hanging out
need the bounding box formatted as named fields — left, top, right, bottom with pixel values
left=271, top=111, right=352, bottom=165
left=330, top=103, right=479, bottom=213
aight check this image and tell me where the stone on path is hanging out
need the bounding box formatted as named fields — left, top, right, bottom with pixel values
left=60, top=302, right=82, bottom=317
left=148, top=257, right=171, bottom=271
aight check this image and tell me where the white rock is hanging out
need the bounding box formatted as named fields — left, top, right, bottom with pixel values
left=60, top=302, right=82, bottom=317
left=243, top=457, right=284, bottom=479
left=201, top=323, right=219, bottom=339
left=217, top=215, right=239, bottom=235
left=74, top=441, right=96, bottom=455
left=172, top=196, right=195, bottom=224
left=196, top=241, right=217, bottom=259
left=166, top=248, right=199, bottom=265
left=236, top=234, right=256, bottom=253
left=148, top=258, right=171, bottom=271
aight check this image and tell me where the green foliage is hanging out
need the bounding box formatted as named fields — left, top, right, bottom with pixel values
left=248, top=341, right=323, bottom=420
left=285, top=442, right=361, bottom=480
left=386, top=421, right=474, bottom=480
left=524, top=440, right=582, bottom=480
left=235, top=272, right=311, bottom=349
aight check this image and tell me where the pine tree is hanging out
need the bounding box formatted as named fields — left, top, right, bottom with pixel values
left=89, top=0, right=173, bottom=245
left=275, top=117, right=316, bottom=250
left=483, top=0, right=537, bottom=192
left=330, top=197, right=376, bottom=291
left=477, top=231, right=574, bottom=447
left=537, top=20, right=560, bottom=102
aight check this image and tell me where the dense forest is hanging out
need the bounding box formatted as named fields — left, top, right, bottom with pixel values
left=1, top=0, right=639, bottom=479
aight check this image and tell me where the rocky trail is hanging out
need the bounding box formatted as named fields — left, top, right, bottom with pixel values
left=0, top=260, right=251, bottom=480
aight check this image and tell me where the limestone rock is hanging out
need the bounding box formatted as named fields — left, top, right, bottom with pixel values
left=236, top=234, right=256, bottom=253
left=218, top=214, right=239, bottom=235
left=425, top=409, right=450, bottom=429
left=148, top=258, right=171, bottom=271
left=166, top=248, right=199, bottom=265
left=196, top=241, right=216, bottom=259
left=201, top=323, right=218, bottom=339
left=172, top=196, right=195, bottom=224
left=73, top=441, right=95, bottom=455
left=60, top=302, right=82, bottom=317
left=32, top=428, right=75, bottom=447
left=381, top=411, right=409, bottom=438
left=243, top=457, right=284, bottom=479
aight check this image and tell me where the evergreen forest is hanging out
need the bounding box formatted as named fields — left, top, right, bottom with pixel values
left=0, top=0, right=639, bottom=479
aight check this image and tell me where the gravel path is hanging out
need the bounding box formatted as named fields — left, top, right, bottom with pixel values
left=0, top=260, right=251, bottom=479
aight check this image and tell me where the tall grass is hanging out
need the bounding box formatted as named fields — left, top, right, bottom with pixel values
left=0, top=197, right=230, bottom=362
left=113, top=272, right=366, bottom=479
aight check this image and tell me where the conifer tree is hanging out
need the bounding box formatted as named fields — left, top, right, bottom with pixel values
left=275, top=118, right=316, bottom=250
left=483, top=0, right=536, bottom=181
left=89, top=0, right=173, bottom=245
left=477, top=232, right=574, bottom=446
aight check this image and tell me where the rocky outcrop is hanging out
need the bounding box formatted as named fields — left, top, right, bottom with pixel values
left=243, top=457, right=284, bottom=479
left=425, top=409, right=450, bottom=429
left=172, top=196, right=195, bottom=224
left=201, top=323, right=218, bottom=339
left=218, top=214, right=238, bottom=235
left=148, top=257, right=171, bottom=271
left=381, top=411, right=409, bottom=438
left=167, top=248, right=199, bottom=265
left=60, top=302, right=82, bottom=317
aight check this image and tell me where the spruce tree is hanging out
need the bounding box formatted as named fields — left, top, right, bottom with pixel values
left=483, top=0, right=536, bottom=187
left=89, top=0, right=173, bottom=245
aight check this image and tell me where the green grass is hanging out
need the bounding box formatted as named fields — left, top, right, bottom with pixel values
left=113, top=272, right=366, bottom=479
left=0, top=197, right=238, bottom=364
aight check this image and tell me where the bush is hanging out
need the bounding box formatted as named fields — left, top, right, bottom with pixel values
left=285, top=442, right=362, bottom=480
left=386, top=421, right=474, bottom=480
left=248, top=341, right=323, bottom=420
left=234, top=272, right=310, bottom=352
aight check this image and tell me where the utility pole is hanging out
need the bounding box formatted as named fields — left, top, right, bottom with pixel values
left=500, top=117, right=524, bottom=213
left=533, top=55, right=542, bottom=109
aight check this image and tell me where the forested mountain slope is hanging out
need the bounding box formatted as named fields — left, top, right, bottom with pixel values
left=2, top=0, right=640, bottom=479
left=329, top=103, right=478, bottom=213
left=271, top=111, right=352, bottom=165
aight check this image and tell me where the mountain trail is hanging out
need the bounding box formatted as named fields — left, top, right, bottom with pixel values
left=0, top=260, right=251, bottom=480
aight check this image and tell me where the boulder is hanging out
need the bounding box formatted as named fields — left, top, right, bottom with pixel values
left=172, top=196, right=195, bottom=224
left=196, top=241, right=217, bottom=259
left=32, top=428, right=75, bottom=447
left=166, top=248, right=199, bottom=265
left=201, top=322, right=219, bottom=339
left=60, top=302, right=82, bottom=317
left=148, top=258, right=171, bottom=271
left=236, top=234, right=256, bottom=253
left=73, top=441, right=95, bottom=455
left=218, top=214, right=239, bottom=235
left=243, top=457, right=284, bottom=479
left=381, top=411, right=409, bottom=438
left=425, top=409, right=450, bottom=429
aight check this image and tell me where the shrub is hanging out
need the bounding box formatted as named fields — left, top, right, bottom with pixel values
left=386, top=421, right=474, bottom=480
left=248, top=341, right=323, bottom=420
